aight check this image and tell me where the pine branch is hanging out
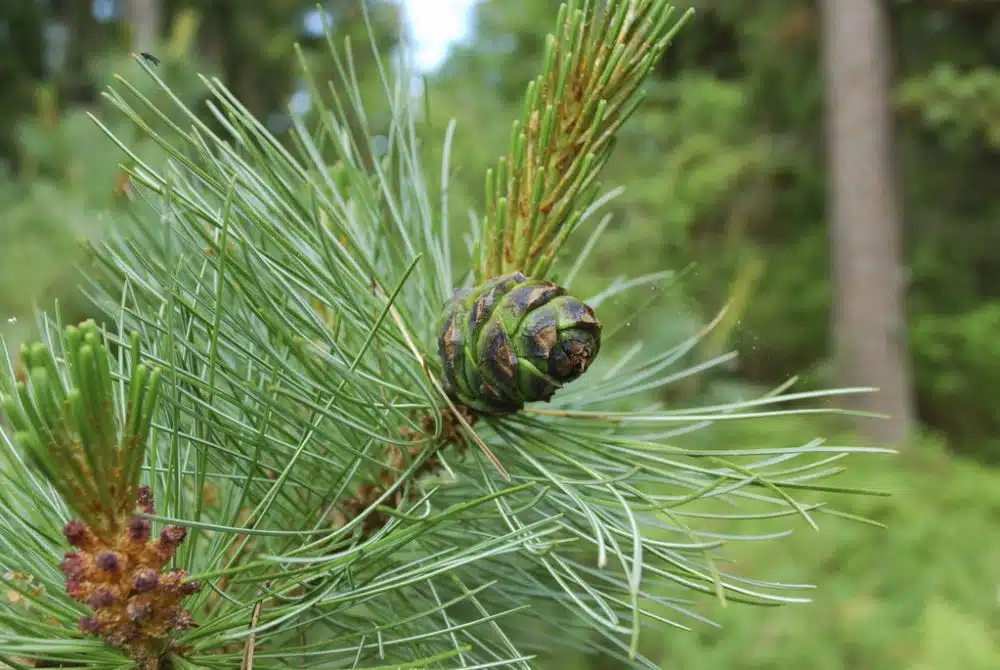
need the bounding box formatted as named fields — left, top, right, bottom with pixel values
left=0, top=322, right=199, bottom=667
left=478, top=0, right=693, bottom=282
left=0, top=2, right=894, bottom=668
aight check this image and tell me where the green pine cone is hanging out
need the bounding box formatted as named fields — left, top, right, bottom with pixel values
left=438, top=272, right=602, bottom=414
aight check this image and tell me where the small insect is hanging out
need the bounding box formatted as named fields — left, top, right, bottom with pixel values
left=6, top=317, right=16, bottom=325
left=139, top=52, right=160, bottom=66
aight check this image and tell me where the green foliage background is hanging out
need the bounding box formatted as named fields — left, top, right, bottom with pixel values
left=0, top=0, right=998, bottom=668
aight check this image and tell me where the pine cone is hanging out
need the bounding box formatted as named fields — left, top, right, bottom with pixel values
left=438, top=272, right=601, bottom=414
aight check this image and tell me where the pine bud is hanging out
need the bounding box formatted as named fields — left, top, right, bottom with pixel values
left=79, top=616, right=101, bottom=634
left=180, top=579, right=202, bottom=595
left=159, top=525, right=187, bottom=545
left=95, top=551, right=121, bottom=574
left=136, top=486, right=154, bottom=514
left=126, top=598, right=151, bottom=622
left=127, top=516, right=151, bottom=543
left=160, top=568, right=185, bottom=594
left=87, top=587, right=115, bottom=608
left=133, top=568, right=159, bottom=593
left=63, top=520, right=88, bottom=548
left=66, top=577, right=87, bottom=601
left=60, top=552, right=84, bottom=579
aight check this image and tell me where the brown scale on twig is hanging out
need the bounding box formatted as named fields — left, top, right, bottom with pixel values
left=337, top=405, right=477, bottom=538
left=60, top=487, right=202, bottom=669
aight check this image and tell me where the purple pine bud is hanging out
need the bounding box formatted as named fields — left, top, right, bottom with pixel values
left=95, top=551, right=120, bottom=574
left=160, top=525, right=187, bottom=545
left=133, top=568, right=159, bottom=593
left=60, top=552, right=84, bottom=579
left=66, top=577, right=87, bottom=601
left=125, top=598, right=151, bottom=622
left=136, top=486, right=154, bottom=513
left=180, top=578, right=202, bottom=596
left=127, top=515, right=151, bottom=543
left=87, top=587, right=115, bottom=609
left=79, top=615, right=101, bottom=634
left=63, top=520, right=87, bottom=547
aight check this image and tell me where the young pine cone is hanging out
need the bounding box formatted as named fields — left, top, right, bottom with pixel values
left=438, top=272, right=601, bottom=414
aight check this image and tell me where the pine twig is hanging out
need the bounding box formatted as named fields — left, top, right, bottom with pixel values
left=478, top=0, right=693, bottom=282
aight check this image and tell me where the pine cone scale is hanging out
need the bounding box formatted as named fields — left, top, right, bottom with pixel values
left=503, top=282, right=564, bottom=325
left=481, top=323, right=519, bottom=396
left=439, top=312, right=466, bottom=395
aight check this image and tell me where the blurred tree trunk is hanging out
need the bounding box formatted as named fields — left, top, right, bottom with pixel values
left=61, top=0, right=95, bottom=101
left=820, top=0, right=915, bottom=444
left=123, top=0, right=163, bottom=53
left=0, top=1, right=45, bottom=167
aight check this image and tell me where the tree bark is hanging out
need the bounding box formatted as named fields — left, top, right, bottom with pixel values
left=123, top=0, right=163, bottom=54
left=820, top=0, right=916, bottom=444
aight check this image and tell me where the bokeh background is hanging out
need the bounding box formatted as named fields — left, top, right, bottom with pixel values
left=2, top=1, right=998, bottom=668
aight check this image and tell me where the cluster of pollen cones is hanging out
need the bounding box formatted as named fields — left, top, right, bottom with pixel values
left=60, top=486, right=201, bottom=665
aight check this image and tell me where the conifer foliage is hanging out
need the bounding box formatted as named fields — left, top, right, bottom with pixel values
left=0, top=1, right=888, bottom=667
